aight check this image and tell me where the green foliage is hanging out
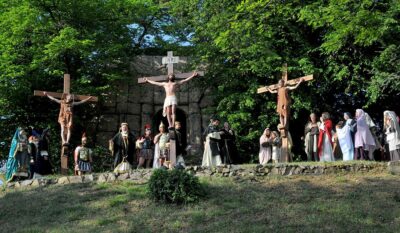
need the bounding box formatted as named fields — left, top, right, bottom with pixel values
left=147, top=168, right=206, bottom=204
left=167, top=0, right=400, bottom=159
left=0, top=0, right=171, bottom=160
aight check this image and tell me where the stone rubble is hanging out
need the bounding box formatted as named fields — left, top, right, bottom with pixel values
left=3, top=162, right=391, bottom=189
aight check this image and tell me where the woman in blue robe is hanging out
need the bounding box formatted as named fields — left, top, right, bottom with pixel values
left=6, top=128, right=29, bottom=182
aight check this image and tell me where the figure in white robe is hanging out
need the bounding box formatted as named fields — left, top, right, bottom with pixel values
left=336, top=121, right=354, bottom=161
left=354, top=109, right=376, bottom=160
left=259, top=128, right=272, bottom=165
left=384, top=111, right=400, bottom=161
left=202, top=116, right=222, bottom=167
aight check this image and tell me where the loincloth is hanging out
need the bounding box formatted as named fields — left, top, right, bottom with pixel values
left=163, top=95, right=178, bottom=117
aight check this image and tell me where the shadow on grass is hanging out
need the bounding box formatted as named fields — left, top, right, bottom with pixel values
left=0, top=174, right=399, bottom=233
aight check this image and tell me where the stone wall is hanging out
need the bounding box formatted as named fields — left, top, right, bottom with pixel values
left=6, top=162, right=390, bottom=189
left=95, top=55, right=215, bottom=157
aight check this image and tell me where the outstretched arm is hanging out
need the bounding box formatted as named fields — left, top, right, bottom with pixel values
left=44, top=92, right=61, bottom=104
left=74, top=96, right=93, bottom=106
left=145, top=78, right=165, bottom=87
left=267, top=87, right=278, bottom=94
left=177, top=71, right=198, bottom=85
left=287, top=78, right=304, bottom=90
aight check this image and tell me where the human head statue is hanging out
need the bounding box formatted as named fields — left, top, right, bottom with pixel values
left=145, top=128, right=151, bottom=136
left=384, top=111, right=398, bottom=128
left=81, top=133, right=87, bottom=146
left=224, top=122, right=230, bottom=129
left=271, top=131, right=278, bottom=139
left=278, top=79, right=285, bottom=87
left=120, top=123, right=129, bottom=133
left=355, top=109, right=364, bottom=119
left=64, top=93, right=73, bottom=102
left=344, top=112, right=352, bottom=120
left=159, top=122, right=166, bottom=133
left=310, top=113, right=317, bottom=123
left=336, top=121, right=344, bottom=129
left=321, top=112, right=330, bottom=121
left=175, top=121, right=181, bottom=130
left=167, top=73, right=175, bottom=82
left=264, top=128, right=271, bottom=136
left=210, top=115, right=220, bottom=126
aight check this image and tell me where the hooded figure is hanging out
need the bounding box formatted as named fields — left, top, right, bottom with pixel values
left=354, top=109, right=376, bottom=160
left=384, top=111, right=400, bottom=161
left=6, top=128, right=29, bottom=182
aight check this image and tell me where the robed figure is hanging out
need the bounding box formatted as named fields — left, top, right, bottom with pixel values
left=202, top=116, right=222, bottom=167
left=336, top=121, right=354, bottom=161
left=174, top=121, right=187, bottom=167
left=6, top=128, right=30, bottom=182
left=354, top=109, right=376, bottom=160
left=110, top=123, right=135, bottom=168
left=318, top=112, right=335, bottom=162
left=304, top=113, right=320, bottom=161
left=29, top=132, right=53, bottom=178
left=384, top=111, right=400, bottom=161
left=219, top=122, right=239, bottom=164
left=259, top=128, right=272, bottom=165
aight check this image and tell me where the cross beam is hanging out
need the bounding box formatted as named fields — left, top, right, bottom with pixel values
left=138, top=51, right=204, bottom=83
left=257, top=64, right=313, bottom=94
left=33, top=91, right=98, bottom=102
left=138, top=71, right=204, bottom=83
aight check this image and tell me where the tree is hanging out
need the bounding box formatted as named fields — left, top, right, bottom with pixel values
left=167, top=0, right=400, bottom=160
left=0, top=0, right=169, bottom=162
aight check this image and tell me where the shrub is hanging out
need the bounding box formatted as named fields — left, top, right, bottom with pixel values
left=147, top=168, right=206, bottom=204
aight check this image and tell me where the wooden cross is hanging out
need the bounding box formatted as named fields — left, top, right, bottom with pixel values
left=34, top=74, right=98, bottom=102
left=258, top=64, right=313, bottom=163
left=137, top=51, right=204, bottom=83
left=137, top=51, right=204, bottom=167
left=34, top=74, right=98, bottom=175
left=257, top=64, right=313, bottom=94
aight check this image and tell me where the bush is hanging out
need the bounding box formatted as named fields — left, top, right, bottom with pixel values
left=147, top=169, right=206, bottom=204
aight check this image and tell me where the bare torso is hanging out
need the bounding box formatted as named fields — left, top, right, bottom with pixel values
left=163, top=81, right=178, bottom=96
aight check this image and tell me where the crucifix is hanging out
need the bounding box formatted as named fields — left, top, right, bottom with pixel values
left=138, top=51, right=204, bottom=167
left=34, top=74, right=98, bottom=174
left=257, top=64, right=313, bottom=162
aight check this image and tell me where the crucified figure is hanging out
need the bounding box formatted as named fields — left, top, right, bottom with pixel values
left=144, top=71, right=198, bottom=128
left=266, top=78, right=304, bottom=129
left=44, top=92, right=93, bottom=145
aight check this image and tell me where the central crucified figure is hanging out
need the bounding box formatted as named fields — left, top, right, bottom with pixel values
left=144, top=71, right=198, bottom=129
left=266, top=78, right=304, bottom=130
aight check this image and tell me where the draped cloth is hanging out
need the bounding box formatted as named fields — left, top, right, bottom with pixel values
left=384, top=111, right=400, bottom=161
left=304, top=122, right=320, bottom=161
left=259, top=135, right=272, bottom=165
left=318, top=120, right=334, bottom=162
left=337, top=124, right=354, bottom=161
left=153, top=143, right=161, bottom=168
left=5, top=129, right=20, bottom=182
left=202, top=132, right=222, bottom=167
left=354, top=109, right=376, bottom=151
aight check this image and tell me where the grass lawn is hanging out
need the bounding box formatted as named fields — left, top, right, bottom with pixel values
left=0, top=171, right=399, bottom=233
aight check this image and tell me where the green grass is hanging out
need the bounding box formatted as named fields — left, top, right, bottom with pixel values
left=0, top=172, right=399, bottom=233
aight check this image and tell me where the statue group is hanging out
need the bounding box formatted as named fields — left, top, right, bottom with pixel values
left=2, top=52, right=399, bottom=182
